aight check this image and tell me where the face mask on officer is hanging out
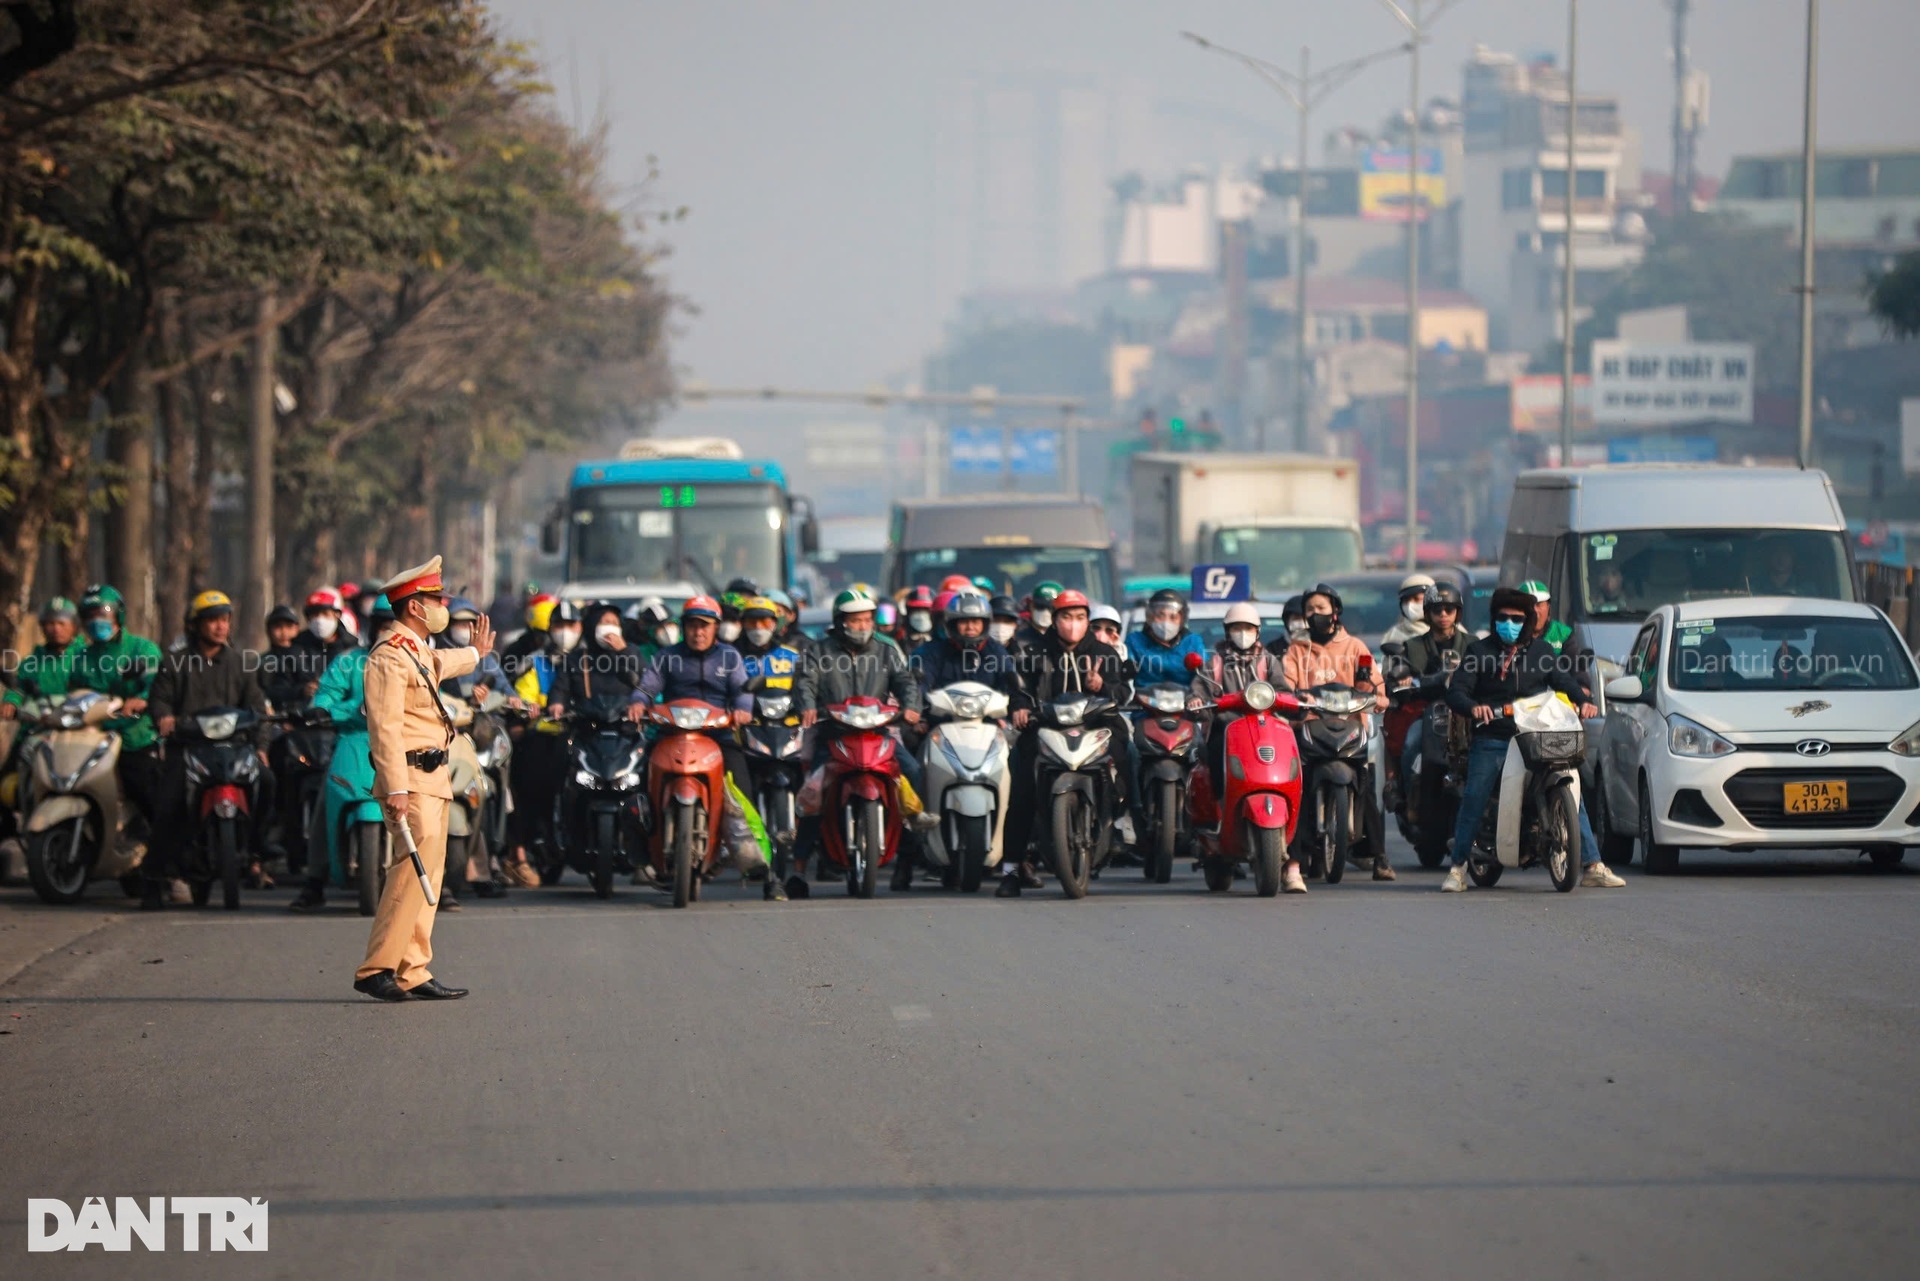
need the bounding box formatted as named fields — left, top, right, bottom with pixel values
left=990, top=621, right=1017, bottom=645
left=718, top=620, right=742, bottom=643
left=746, top=624, right=775, bottom=648
left=417, top=598, right=450, bottom=634
left=1228, top=625, right=1258, bottom=651
left=448, top=623, right=473, bottom=648
left=551, top=625, right=581, bottom=652
left=310, top=613, right=339, bottom=641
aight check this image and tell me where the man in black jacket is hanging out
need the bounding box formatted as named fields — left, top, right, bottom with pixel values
left=1440, top=587, right=1622, bottom=892
left=1000, top=589, right=1134, bottom=897
left=910, top=593, right=1022, bottom=705
left=143, top=590, right=271, bottom=909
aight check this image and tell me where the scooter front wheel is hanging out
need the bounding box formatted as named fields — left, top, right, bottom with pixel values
left=25, top=816, right=94, bottom=904
left=1152, top=779, right=1179, bottom=884
left=1252, top=826, right=1284, bottom=897
left=957, top=814, right=989, bottom=893
left=1547, top=784, right=1580, bottom=893
left=669, top=807, right=695, bottom=908
left=590, top=812, right=616, bottom=899
left=1321, top=785, right=1349, bottom=885
left=356, top=823, right=385, bottom=916
left=1050, top=790, right=1090, bottom=899
left=217, top=819, right=243, bottom=911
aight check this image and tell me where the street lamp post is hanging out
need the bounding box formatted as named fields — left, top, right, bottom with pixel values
left=1561, top=0, right=1580, bottom=467
left=1377, top=0, right=1464, bottom=570
left=1796, top=0, right=1819, bottom=469
left=1181, top=32, right=1406, bottom=454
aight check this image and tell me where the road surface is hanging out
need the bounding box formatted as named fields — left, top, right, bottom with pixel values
left=4, top=844, right=1918, bottom=1278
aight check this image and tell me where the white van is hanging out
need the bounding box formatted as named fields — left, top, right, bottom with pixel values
left=1499, top=465, right=1856, bottom=668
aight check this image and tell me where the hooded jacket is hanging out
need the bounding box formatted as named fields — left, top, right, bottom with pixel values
left=1282, top=627, right=1382, bottom=707
left=1015, top=632, right=1134, bottom=713
left=556, top=604, right=647, bottom=710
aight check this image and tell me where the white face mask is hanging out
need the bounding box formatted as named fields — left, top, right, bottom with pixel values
left=655, top=624, right=681, bottom=647
left=594, top=623, right=622, bottom=645
left=718, top=621, right=741, bottom=643
left=447, top=624, right=473, bottom=648
left=907, top=610, right=932, bottom=633
left=990, top=621, right=1017, bottom=645
left=1402, top=599, right=1425, bottom=623
left=552, top=627, right=581, bottom=652
left=1228, top=626, right=1258, bottom=651
left=745, top=625, right=775, bottom=648
left=1287, top=618, right=1310, bottom=642
left=1031, top=609, right=1052, bottom=631
left=309, top=614, right=338, bottom=641
left=1149, top=618, right=1179, bottom=642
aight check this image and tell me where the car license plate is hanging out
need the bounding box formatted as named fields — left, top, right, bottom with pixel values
left=1783, top=780, right=1848, bottom=814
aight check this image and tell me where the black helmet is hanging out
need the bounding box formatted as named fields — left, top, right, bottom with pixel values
left=1424, top=582, right=1463, bottom=611
left=1303, top=582, right=1343, bottom=615
left=989, top=594, right=1020, bottom=621
left=946, top=593, right=991, bottom=623
left=1146, top=588, right=1189, bottom=618
left=723, top=577, right=759, bottom=598
left=265, top=604, right=300, bottom=629
left=1282, top=594, right=1305, bottom=621
left=550, top=599, right=581, bottom=625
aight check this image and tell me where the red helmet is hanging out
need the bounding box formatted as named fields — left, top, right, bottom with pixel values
left=681, top=595, right=722, bottom=622
left=938, top=574, right=974, bottom=595
left=932, top=589, right=958, bottom=614
left=337, top=581, right=360, bottom=600
left=304, top=587, right=343, bottom=613
left=1051, top=588, right=1090, bottom=612
left=904, top=585, right=935, bottom=610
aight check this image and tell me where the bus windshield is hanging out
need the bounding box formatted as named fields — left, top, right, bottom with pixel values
left=1213, top=525, right=1362, bottom=595
left=1576, top=528, right=1851, bottom=622
left=569, top=482, right=784, bottom=589
left=902, top=546, right=1110, bottom=601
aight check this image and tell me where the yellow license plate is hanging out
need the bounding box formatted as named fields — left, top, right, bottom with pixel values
left=1783, top=780, right=1848, bottom=814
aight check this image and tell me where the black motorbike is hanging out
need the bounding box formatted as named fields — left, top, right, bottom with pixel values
left=1387, top=673, right=1460, bottom=869
left=740, top=688, right=807, bottom=887
left=1133, top=682, right=1202, bottom=884
left=268, top=705, right=334, bottom=877
left=1034, top=691, right=1120, bottom=899
left=561, top=697, right=649, bottom=898
left=173, top=706, right=271, bottom=910
left=1293, top=683, right=1381, bottom=884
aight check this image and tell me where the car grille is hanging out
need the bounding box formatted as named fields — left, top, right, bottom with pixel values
left=1722, top=767, right=1905, bottom=829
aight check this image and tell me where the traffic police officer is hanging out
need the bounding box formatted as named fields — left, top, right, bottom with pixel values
left=353, top=557, right=494, bottom=1002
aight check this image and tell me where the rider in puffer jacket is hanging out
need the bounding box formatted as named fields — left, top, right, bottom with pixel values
left=1126, top=588, right=1209, bottom=689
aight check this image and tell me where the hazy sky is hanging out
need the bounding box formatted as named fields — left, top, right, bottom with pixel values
left=490, top=0, right=1919, bottom=393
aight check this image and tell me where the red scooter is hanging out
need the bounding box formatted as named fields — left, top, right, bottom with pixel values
left=817, top=696, right=905, bottom=898
left=1186, top=678, right=1306, bottom=897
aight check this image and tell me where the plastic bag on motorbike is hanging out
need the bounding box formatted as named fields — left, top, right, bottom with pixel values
left=797, top=766, right=825, bottom=818
left=721, top=776, right=771, bottom=872
left=895, top=774, right=924, bottom=819
left=1511, top=692, right=1585, bottom=767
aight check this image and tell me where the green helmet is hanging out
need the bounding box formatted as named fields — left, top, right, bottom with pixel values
left=79, top=584, right=123, bottom=617
left=833, top=587, right=877, bottom=616
left=1517, top=579, right=1550, bottom=604
left=39, top=596, right=78, bottom=623
left=1029, top=581, right=1064, bottom=609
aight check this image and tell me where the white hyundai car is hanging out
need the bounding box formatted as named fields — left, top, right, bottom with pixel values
left=1591, top=597, right=1920, bottom=874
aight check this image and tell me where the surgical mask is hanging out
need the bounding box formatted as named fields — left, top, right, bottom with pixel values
left=1402, top=600, right=1425, bottom=623
left=552, top=627, right=581, bottom=652
left=1031, top=608, right=1052, bottom=631
left=907, top=610, right=932, bottom=634
left=1149, top=618, right=1179, bottom=642
left=86, top=618, right=116, bottom=643
left=745, top=625, right=775, bottom=648
left=842, top=622, right=875, bottom=647
left=990, top=621, right=1017, bottom=645
left=654, top=624, right=680, bottom=647
left=1494, top=618, right=1525, bottom=645
left=421, top=602, right=450, bottom=634
left=1287, top=618, right=1309, bottom=642
left=447, top=624, right=473, bottom=648
left=310, top=614, right=339, bottom=641
left=1228, top=626, right=1258, bottom=651
left=1306, top=613, right=1337, bottom=644
left=594, top=623, right=622, bottom=645
left=718, top=621, right=741, bottom=643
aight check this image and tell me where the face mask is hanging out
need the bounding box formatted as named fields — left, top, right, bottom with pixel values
left=420, top=602, right=450, bottom=634
left=654, top=624, right=680, bottom=647
left=86, top=618, right=115, bottom=643
left=1287, top=619, right=1309, bottom=642
left=594, top=623, right=622, bottom=645
left=718, top=621, right=741, bottom=643
left=552, top=627, right=581, bottom=652
left=1402, top=600, right=1425, bottom=623
left=907, top=610, right=932, bottom=633
left=1228, top=627, right=1258, bottom=651
left=1149, top=618, right=1179, bottom=642
left=1306, top=613, right=1337, bottom=644
left=990, top=621, right=1017, bottom=645
left=1031, top=609, right=1052, bottom=631
left=842, top=622, right=874, bottom=647
left=1494, top=618, right=1525, bottom=644
left=447, top=624, right=473, bottom=648
left=745, top=625, right=774, bottom=648
left=310, top=614, right=339, bottom=641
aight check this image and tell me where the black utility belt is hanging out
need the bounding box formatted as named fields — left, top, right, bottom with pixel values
left=405, top=748, right=448, bottom=772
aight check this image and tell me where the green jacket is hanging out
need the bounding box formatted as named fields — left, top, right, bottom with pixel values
left=4, top=638, right=87, bottom=707
left=71, top=631, right=164, bottom=752
left=1541, top=619, right=1575, bottom=654
left=311, top=647, right=369, bottom=733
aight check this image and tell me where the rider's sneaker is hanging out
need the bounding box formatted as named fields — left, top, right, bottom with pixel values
left=763, top=876, right=788, bottom=902
left=1372, top=860, right=1397, bottom=882
left=1581, top=862, right=1626, bottom=888
left=909, top=810, right=941, bottom=832
left=1283, top=863, right=1308, bottom=894
left=1440, top=865, right=1470, bottom=893
left=994, top=872, right=1022, bottom=898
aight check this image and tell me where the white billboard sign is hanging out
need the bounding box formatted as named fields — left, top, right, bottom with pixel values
left=1902, top=399, right=1920, bottom=475
left=1591, top=340, right=1754, bottom=426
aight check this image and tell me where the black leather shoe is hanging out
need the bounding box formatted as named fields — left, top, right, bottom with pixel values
left=139, top=884, right=166, bottom=912
left=784, top=875, right=810, bottom=900
left=409, top=978, right=468, bottom=1000
left=287, top=886, right=326, bottom=913
left=994, top=873, right=1022, bottom=898
left=353, top=971, right=410, bottom=1002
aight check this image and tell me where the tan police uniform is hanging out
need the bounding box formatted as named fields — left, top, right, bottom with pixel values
left=355, top=557, right=477, bottom=991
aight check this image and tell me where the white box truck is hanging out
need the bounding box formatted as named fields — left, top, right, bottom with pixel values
left=1130, top=452, right=1364, bottom=597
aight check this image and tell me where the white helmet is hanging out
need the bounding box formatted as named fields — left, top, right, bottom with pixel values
left=1223, top=602, right=1262, bottom=628
left=1089, top=603, right=1122, bottom=627
left=1398, top=572, right=1436, bottom=600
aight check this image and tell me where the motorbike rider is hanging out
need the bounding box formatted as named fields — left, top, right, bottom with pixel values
left=1088, top=603, right=1126, bottom=650
left=1126, top=589, right=1209, bottom=838
left=988, top=595, right=1022, bottom=650
left=1012, top=581, right=1064, bottom=658
left=1518, top=580, right=1575, bottom=654
left=1001, top=589, right=1133, bottom=897
left=70, top=585, right=164, bottom=860
left=789, top=588, right=924, bottom=898
left=1197, top=602, right=1305, bottom=893
left=1394, top=582, right=1472, bottom=789
left=260, top=603, right=303, bottom=701
left=718, top=581, right=756, bottom=646
left=736, top=596, right=801, bottom=691
left=1282, top=583, right=1394, bottom=881
left=898, top=585, right=937, bottom=650
left=764, top=589, right=810, bottom=654
left=500, top=592, right=557, bottom=681
left=289, top=594, right=396, bottom=911
left=630, top=594, right=753, bottom=780
left=1268, top=594, right=1307, bottom=659
left=437, top=598, right=510, bottom=701
left=1381, top=572, right=1436, bottom=646
left=505, top=599, right=578, bottom=874
left=910, top=593, right=1022, bottom=705
left=1439, top=587, right=1624, bottom=892
left=144, top=590, right=271, bottom=909
left=550, top=601, right=648, bottom=715
left=2, top=596, right=85, bottom=721
left=624, top=597, right=677, bottom=659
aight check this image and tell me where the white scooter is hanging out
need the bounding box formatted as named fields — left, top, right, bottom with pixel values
left=1464, top=691, right=1585, bottom=893
left=918, top=681, right=1012, bottom=893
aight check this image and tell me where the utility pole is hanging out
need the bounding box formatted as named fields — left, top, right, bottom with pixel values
left=1561, top=0, right=1580, bottom=468
left=1181, top=32, right=1406, bottom=453
left=1669, top=0, right=1694, bottom=217
left=1796, top=0, right=1819, bottom=469
left=245, top=288, right=277, bottom=650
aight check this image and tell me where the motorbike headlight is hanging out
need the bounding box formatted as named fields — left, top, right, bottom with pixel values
left=196, top=711, right=240, bottom=741
left=951, top=694, right=986, bottom=721
left=1667, top=713, right=1736, bottom=759
left=1050, top=701, right=1085, bottom=728
left=1890, top=719, right=1920, bottom=757
left=759, top=694, right=792, bottom=721
left=1147, top=688, right=1185, bottom=714
left=670, top=705, right=712, bottom=731
left=575, top=768, right=599, bottom=788
left=777, top=735, right=803, bottom=758
left=611, top=770, right=642, bottom=790
left=1243, top=681, right=1277, bottom=712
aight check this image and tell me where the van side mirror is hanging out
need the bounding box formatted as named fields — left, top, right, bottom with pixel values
left=790, top=494, right=820, bottom=556
left=1604, top=675, right=1644, bottom=703
left=539, top=505, right=563, bottom=557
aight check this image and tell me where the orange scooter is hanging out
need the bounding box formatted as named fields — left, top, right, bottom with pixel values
left=645, top=699, right=733, bottom=907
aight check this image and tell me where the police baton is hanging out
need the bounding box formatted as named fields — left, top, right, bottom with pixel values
left=392, top=814, right=438, bottom=907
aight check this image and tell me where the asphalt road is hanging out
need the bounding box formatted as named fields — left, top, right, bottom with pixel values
left=4, top=842, right=1918, bottom=1279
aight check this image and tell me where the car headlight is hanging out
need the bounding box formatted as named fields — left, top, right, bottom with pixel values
left=1667, top=713, right=1736, bottom=759
left=575, top=768, right=599, bottom=788
left=1890, top=719, right=1920, bottom=757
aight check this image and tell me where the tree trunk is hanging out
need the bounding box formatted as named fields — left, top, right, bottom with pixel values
left=157, top=293, right=195, bottom=633
left=184, top=351, right=217, bottom=622
left=108, top=337, right=157, bottom=636
left=242, top=288, right=277, bottom=650
left=0, top=262, right=48, bottom=652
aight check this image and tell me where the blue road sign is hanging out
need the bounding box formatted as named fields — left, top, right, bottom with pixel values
left=950, top=426, right=1003, bottom=474
left=1009, top=429, right=1058, bottom=476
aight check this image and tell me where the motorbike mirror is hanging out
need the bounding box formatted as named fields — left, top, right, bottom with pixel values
left=1379, top=642, right=1406, bottom=659
left=1183, top=652, right=1204, bottom=671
